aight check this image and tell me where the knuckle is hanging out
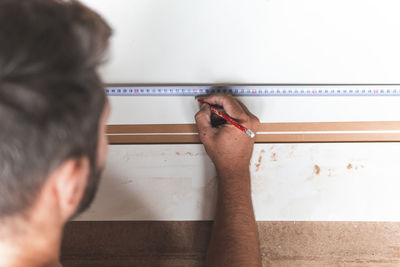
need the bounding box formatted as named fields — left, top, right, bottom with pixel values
left=194, top=111, right=202, bottom=121
left=226, top=94, right=236, bottom=102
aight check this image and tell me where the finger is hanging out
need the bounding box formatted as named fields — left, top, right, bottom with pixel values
left=203, top=94, right=247, bottom=121
left=229, top=98, right=260, bottom=133
left=195, top=104, right=214, bottom=142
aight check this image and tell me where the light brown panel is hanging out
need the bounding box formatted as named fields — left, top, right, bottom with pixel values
left=107, top=133, right=400, bottom=144
left=108, top=134, right=200, bottom=144
left=107, top=124, right=198, bottom=134
left=106, top=121, right=400, bottom=144
left=61, top=221, right=400, bottom=267
left=258, top=121, right=400, bottom=132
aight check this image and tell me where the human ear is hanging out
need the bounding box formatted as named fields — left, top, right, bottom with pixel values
left=51, top=157, right=90, bottom=222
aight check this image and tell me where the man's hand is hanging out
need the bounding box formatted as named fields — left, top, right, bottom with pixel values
left=195, top=94, right=262, bottom=267
left=195, top=94, right=260, bottom=174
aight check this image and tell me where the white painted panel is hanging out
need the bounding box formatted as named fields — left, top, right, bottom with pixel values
left=77, top=0, right=400, bottom=124
left=74, top=1, right=400, bottom=222
left=82, top=0, right=400, bottom=84
left=108, top=96, right=400, bottom=124
left=77, top=143, right=400, bottom=221
left=78, top=145, right=217, bottom=220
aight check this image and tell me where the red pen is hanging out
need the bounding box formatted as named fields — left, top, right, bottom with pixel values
left=197, top=98, right=255, bottom=138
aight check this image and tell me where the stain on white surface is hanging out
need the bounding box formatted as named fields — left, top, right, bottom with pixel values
left=77, top=143, right=400, bottom=221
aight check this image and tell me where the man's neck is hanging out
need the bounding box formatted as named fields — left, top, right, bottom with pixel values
left=0, top=217, right=62, bottom=267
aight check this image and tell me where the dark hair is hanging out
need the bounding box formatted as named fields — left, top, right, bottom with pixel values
left=0, top=0, right=112, bottom=217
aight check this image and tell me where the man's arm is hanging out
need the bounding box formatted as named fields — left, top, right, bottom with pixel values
left=195, top=94, right=261, bottom=267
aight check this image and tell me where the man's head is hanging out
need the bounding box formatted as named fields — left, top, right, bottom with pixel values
left=0, top=0, right=112, bottom=224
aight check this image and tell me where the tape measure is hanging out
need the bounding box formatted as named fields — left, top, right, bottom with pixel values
left=105, top=85, right=400, bottom=97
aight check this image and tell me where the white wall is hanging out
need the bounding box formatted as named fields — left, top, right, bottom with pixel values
left=76, top=0, right=400, bottom=221
left=83, top=0, right=400, bottom=84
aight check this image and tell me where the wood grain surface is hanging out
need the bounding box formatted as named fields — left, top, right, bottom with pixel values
left=61, top=221, right=400, bottom=267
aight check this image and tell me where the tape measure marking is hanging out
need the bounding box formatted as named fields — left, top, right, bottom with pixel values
left=105, top=85, right=400, bottom=97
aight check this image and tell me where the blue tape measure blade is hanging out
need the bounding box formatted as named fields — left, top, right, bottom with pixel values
left=105, top=85, right=400, bottom=97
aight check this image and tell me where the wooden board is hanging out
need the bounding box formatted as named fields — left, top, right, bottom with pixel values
left=107, top=121, right=400, bottom=144
left=61, top=221, right=400, bottom=266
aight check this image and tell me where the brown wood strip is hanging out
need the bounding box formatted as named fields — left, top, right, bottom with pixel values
left=107, top=121, right=400, bottom=134
left=254, top=133, right=400, bottom=143
left=106, top=122, right=400, bottom=144
left=107, top=124, right=198, bottom=134
left=61, top=221, right=400, bottom=267
left=107, top=132, right=400, bottom=144
left=107, top=134, right=201, bottom=144
left=258, top=121, right=400, bottom=132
